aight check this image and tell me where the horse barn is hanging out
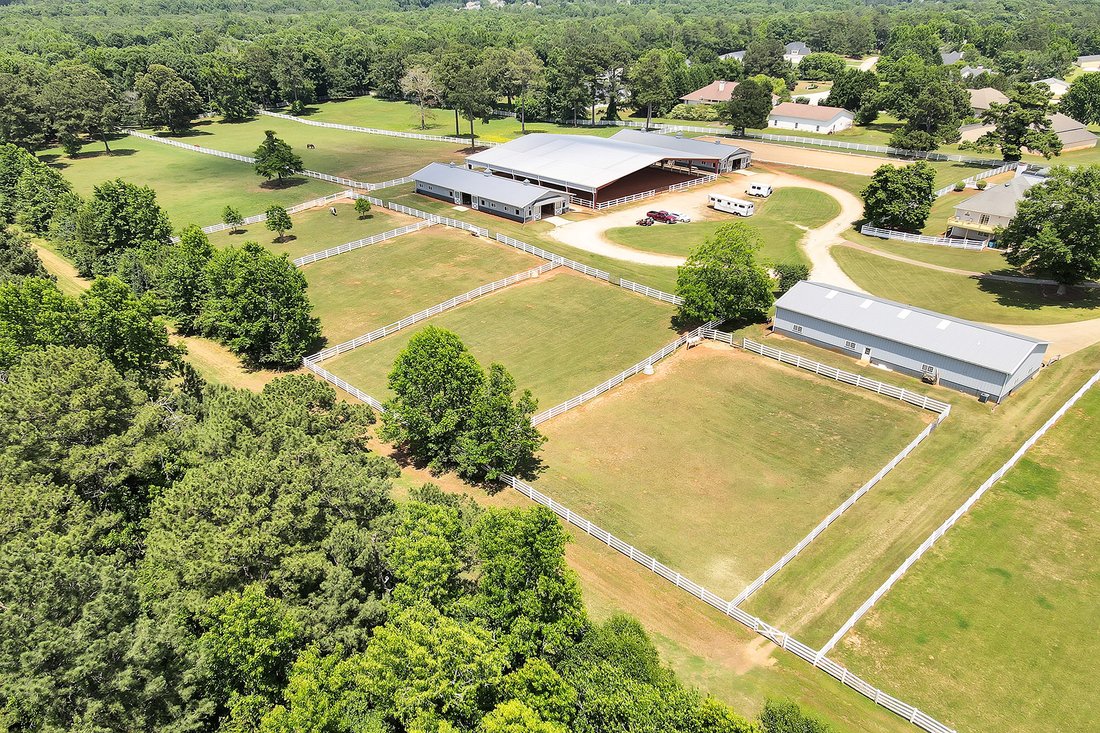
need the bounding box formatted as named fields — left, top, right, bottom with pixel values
left=411, top=162, right=569, bottom=222
left=464, top=131, right=750, bottom=207
left=772, top=282, right=1049, bottom=402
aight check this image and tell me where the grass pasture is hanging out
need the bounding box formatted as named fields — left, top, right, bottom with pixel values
left=846, top=231, right=1010, bottom=272
left=46, top=135, right=342, bottom=230
left=153, top=115, right=466, bottom=184
left=833, top=247, right=1100, bottom=324
left=603, top=186, right=838, bottom=264
left=831, top=381, right=1100, bottom=733
left=320, top=270, right=678, bottom=408
left=207, top=200, right=418, bottom=260
left=532, top=344, right=931, bottom=599
left=304, top=226, right=543, bottom=343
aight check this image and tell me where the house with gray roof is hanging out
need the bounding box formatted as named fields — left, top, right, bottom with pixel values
left=1034, top=77, right=1070, bottom=99
left=960, top=65, right=994, bottom=79
left=959, top=112, right=1097, bottom=152
left=940, top=50, right=964, bottom=65
left=719, top=51, right=746, bottom=62
left=411, top=162, right=568, bottom=223
left=1076, top=54, right=1100, bottom=70
left=784, top=42, right=812, bottom=64
left=947, top=176, right=1034, bottom=243
left=772, top=281, right=1049, bottom=401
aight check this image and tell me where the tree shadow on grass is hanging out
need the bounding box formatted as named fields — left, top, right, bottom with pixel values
left=44, top=148, right=139, bottom=169
left=975, top=277, right=1100, bottom=313
left=259, top=177, right=310, bottom=190
left=160, top=127, right=213, bottom=138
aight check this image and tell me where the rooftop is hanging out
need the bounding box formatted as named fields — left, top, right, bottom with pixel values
left=412, top=162, right=565, bottom=208
left=769, top=101, right=852, bottom=121
left=611, top=129, right=749, bottom=159
left=785, top=41, right=811, bottom=55
left=955, top=176, right=1035, bottom=219
left=680, top=79, right=738, bottom=103
left=940, top=50, right=964, bottom=65
left=775, top=281, right=1048, bottom=374
left=968, top=87, right=1008, bottom=110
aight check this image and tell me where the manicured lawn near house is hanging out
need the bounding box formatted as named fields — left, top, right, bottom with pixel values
left=303, top=225, right=542, bottom=343
left=846, top=231, right=1010, bottom=272
left=830, top=377, right=1100, bottom=733
left=321, top=270, right=678, bottom=407
left=304, top=96, right=622, bottom=144
left=154, top=115, right=467, bottom=183
left=45, top=135, right=342, bottom=230
left=207, top=200, right=418, bottom=260
left=532, top=344, right=930, bottom=599
left=603, top=186, right=836, bottom=264
left=833, top=246, right=1100, bottom=324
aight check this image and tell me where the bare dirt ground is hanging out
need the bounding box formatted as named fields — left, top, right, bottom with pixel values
left=696, top=137, right=886, bottom=175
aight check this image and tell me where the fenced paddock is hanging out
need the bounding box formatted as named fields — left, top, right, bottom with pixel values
left=859, top=225, right=987, bottom=251
left=302, top=226, right=545, bottom=343
left=313, top=271, right=678, bottom=409
left=531, top=344, right=933, bottom=600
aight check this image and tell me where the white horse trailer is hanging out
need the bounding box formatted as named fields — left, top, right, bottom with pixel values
left=708, top=194, right=755, bottom=217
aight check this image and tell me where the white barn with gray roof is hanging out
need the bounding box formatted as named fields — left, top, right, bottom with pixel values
left=610, top=129, right=752, bottom=172
left=773, top=281, right=1049, bottom=401
left=411, top=162, right=568, bottom=222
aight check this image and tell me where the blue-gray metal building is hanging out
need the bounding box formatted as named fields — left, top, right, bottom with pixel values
left=773, top=282, right=1049, bottom=402
left=411, top=162, right=569, bottom=222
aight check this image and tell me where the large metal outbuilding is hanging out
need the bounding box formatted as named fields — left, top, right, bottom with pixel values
left=772, top=282, right=1049, bottom=402
left=411, top=162, right=569, bottom=222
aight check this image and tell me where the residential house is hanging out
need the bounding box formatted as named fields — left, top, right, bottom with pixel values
left=968, top=87, right=1008, bottom=113
left=1034, top=77, right=1070, bottom=100
left=767, top=102, right=854, bottom=133
left=1076, top=54, right=1100, bottom=71
left=959, top=113, right=1096, bottom=152
left=940, top=50, right=964, bottom=65
left=680, top=80, right=739, bottom=105
left=960, top=65, right=994, bottom=79
left=784, top=42, right=812, bottom=65
left=720, top=51, right=746, bottom=62
left=947, top=175, right=1034, bottom=243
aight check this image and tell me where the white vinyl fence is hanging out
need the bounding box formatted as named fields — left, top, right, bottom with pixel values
left=301, top=360, right=386, bottom=411
left=258, top=109, right=498, bottom=147
left=933, top=161, right=1018, bottom=197
left=859, top=225, right=986, bottom=251
left=578, top=173, right=718, bottom=210
left=530, top=321, right=719, bottom=425
left=743, top=338, right=951, bottom=413
left=305, top=263, right=559, bottom=363
left=171, top=190, right=354, bottom=241
left=293, top=220, right=434, bottom=266
left=493, top=233, right=611, bottom=281
left=818, top=368, right=1100, bottom=658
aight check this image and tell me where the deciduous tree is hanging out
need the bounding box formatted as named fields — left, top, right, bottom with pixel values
left=675, top=222, right=775, bottom=325
left=456, top=363, right=545, bottom=483
left=71, top=178, right=173, bottom=276
left=720, top=79, right=773, bottom=131
left=265, top=205, right=293, bottom=241
left=1060, top=73, right=1100, bottom=125
left=860, top=162, right=937, bottom=232
left=401, top=65, right=439, bottom=130
left=223, top=204, right=244, bottom=233
left=254, top=130, right=303, bottom=182
left=135, top=64, right=205, bottom=134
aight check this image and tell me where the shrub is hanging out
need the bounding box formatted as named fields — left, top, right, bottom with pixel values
left=667, top=103, right=720, bottom=122
left=954, top=181, right=966, bottom=191
left=976, top=180, right=988, bottom=190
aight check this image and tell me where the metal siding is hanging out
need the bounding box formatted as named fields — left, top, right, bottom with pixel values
left=1003, top=346, right=1046, bottom=395
left=774, top=307, right=1012, bottom=397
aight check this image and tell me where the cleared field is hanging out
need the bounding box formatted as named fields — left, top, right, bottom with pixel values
left=46, top=136, right=342, bottom=229
left=385, top=186, right=682, bottom=292
left=304, top=226, right=541, bottom=343
left=532, top=344, right=930, bottom=599
left=321, top=270, right=677, bottom=409
left=207, top=200, right=417, bottom=260
left=155, top=115, right=465, bottom=182
left=603, top=187, right=836, bottom=264
left=832, top=377, right=1100, bottom=733
left=760, top=164, right=870, bottom=198
left=304, top=96, right=621, bottom=144
left=833, top=246, right=1100, bottom=324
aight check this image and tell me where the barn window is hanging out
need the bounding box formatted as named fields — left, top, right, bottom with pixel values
left=791, top=324, right=803, bottom=333
left=844, top=340, right=857, bottom=350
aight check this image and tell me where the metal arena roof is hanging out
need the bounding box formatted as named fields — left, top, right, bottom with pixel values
left=465, top=133, right=722, bottom=193
left=610, top=129, right=750, bottom=160
left=775, top=281, right=1049, bottom=374
left=411, top=162, right=567, bottom=208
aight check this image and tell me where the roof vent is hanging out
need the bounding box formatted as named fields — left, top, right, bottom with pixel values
left=483, top=169, right=491, bottom=176
left=897, top=309, right=911, bottom=319
left=937, top=320, right=950, bottom=330
left=522, top=178, right=530, bottom=185
left=859, top=299, right=873, bottom=309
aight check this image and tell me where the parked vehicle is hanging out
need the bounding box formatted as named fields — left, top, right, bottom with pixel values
left=708, top=194, right=755, bottom=217
left=747, top=183, right=773, bottom=197
left=645, top=210, right=678, bottom=224
left=636, top=217, right=654, bottom=226
left=667, top=211, right=692, bottom=223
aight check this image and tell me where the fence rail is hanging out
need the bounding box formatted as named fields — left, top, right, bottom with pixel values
left=933, top=161, right=1018, bottom=197
left=616, top=278, right=683, bottom=305
left=742, top=338, right=950, bottom=414
left=305, top=263, right=558, bottom=362
left=493, top=233, right=612, bottom=281
left=172, top=190, right=354, bottom=241
left=259, top=109, right=498, bottom=147
left=293, top=220, right=434, bottom=266
left=859, top=225, right=986, bottom=250
left=818, top=368, right=1100, bottom=658
left=301, top=360, right=386, bottom=411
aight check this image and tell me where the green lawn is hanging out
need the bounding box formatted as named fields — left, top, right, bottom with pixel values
left=321, top=271, right=677, bottom=409
left=303, top=96, right=622, bottom=144
left=533, top=345, right=929, bottom=599
left=304, top=226, right=542, bottom=343
left=208, top=200, right=417, bottom=260
left=385, top=186, right=682, bottom=292
left=45, top=136, right=342, bottom=230
left=603, top=187, right=837, bottom=265
left=831, top=378, right=1100, bottom=733
left=761, top=164, right=871, bottom=198
left=846, top=231, right=1010, bottom=272
left=154, top=115, right=466, bottom=183
left=833, top=246, right=1100, bottom=324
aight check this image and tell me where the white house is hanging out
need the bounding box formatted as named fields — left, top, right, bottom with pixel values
left=1076, top=54, right=1100, bottom=71
left=1034, top=77, right=1070, bottom=100
left=784, top=42, right=812, bottom=65
left=960, top=65, right=994, bottom=79
left=947, top=176, right=1035, bottom=242
left=767, top=102, right=854, bottom=133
